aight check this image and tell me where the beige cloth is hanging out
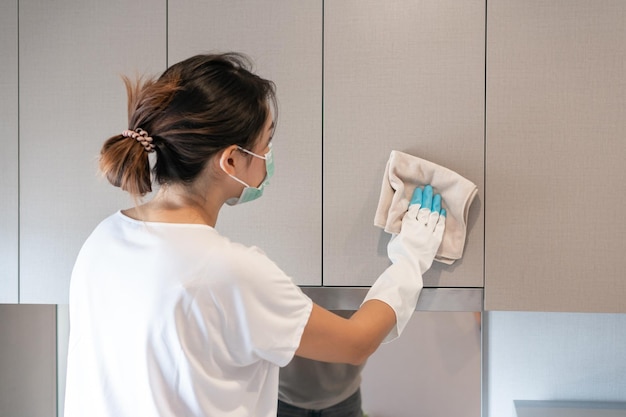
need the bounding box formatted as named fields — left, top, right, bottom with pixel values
left=374, top=150, right=478, bottom=265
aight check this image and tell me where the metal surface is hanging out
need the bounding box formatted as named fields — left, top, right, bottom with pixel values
left=514, top=400, right=626, bottom=417
left=301, top=287, right=483, bottom=312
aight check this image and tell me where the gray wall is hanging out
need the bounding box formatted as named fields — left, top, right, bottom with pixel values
left=485, top=312, right=626, bottom=417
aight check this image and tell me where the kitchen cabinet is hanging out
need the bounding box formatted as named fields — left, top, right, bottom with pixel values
left=0, top=305, right=57, bottom=416
left=10, top=0, right=486, bottom=303
left=16, top=1, right=624, bottom=313
left=19, top=0, right=166, bottom=303
left=168, top=0, right=323, bottom=286
left=0, top=0, right=19, bottom=303
left=485, top=0, right=626, bottom=312
left=322, top=0, right=485, bottom=287
left=362, top=312, right=481, bottom=417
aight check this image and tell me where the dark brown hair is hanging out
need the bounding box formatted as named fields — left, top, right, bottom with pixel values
left=99, top=53, right=277, bottom=196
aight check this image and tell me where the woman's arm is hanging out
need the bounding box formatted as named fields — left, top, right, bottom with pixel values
left=296, top=300, right=396, bottom=365
left=296, top=185, right=446, bottom=365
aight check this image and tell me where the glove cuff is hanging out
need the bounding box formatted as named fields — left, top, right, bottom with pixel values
left=362, top=261, right=423, bottom=343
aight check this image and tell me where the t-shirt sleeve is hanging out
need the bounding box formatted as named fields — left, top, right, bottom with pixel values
left=210, top=245, right=313, bottom=367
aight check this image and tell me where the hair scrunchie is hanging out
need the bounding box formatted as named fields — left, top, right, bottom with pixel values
left=122, top=128, right=155, bottom=153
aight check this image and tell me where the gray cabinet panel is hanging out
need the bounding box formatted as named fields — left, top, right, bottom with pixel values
left=323, top=0, right=485, bottom=287
left=168, top=0, right=323, bottom=286
left=19, top=0, right=166, bottom=303
left=0, top=1, right=18, bottom=303
left=0, top=305, right=57, bottom=416
left=485, top=1, right=626, bottom=311
left=362, top=312, right=481, bottom=417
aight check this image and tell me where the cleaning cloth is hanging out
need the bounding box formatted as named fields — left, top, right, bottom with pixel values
left=374, top=150, right=478, bottom=264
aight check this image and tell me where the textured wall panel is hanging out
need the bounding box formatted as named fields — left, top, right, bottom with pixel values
left=324, top=0, right=485, bottom=287
left=168, top=0, right=323, bottom=285
left=0, top=0, right=19, bottom=302
left=486, top=0, right=626, bottom=312
left=19, top=0, right=166, bottom=303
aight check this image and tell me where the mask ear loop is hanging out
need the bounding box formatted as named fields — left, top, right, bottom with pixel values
left=237, top=141, right=272, bottom=160
left=237, top=147, right=266, bottom=160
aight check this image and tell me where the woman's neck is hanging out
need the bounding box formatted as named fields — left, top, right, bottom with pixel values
left=123, top=185, right=220, bottom=227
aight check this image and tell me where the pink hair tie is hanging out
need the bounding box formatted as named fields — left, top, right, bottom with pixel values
left=122, top=128, right=155, bottom=153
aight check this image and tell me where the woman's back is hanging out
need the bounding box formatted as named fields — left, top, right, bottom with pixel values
left=64, top=211, right=312, bottom=417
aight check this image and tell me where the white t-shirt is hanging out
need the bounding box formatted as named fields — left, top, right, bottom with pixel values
left=64, top=211, right=313, bottom=417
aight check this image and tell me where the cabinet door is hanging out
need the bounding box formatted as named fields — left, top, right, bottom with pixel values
left=486, top=0, right=626, bottom=312
left=0, top=305, right=58, bottom=416
left=323, top=0, right=485, bottom=287
left=0, top=1, right=18, bottom=303
left=19, top=0, right=166, bottom=303
left=168, top=0, right=323, bottom=286
left=361, top=312, right=481, bottom=417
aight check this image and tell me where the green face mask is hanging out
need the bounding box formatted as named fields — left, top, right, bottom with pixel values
left=224, top=144, right=274, bottom=206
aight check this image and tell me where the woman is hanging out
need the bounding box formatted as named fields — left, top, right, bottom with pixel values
left=64, top=53, right=446, bottom=417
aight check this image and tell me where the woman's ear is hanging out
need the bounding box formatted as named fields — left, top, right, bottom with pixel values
left=218, top=145, right=240, bottom=176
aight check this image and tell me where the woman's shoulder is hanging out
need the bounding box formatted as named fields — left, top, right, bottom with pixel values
left=91, top=210, right=282, bottom=279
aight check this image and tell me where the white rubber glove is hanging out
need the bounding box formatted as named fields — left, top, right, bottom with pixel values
left=362, top=185, right=446, bottom=342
